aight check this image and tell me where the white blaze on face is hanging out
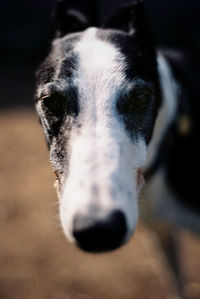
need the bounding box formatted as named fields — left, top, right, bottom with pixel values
left=59, top=28, right=147, bottom=242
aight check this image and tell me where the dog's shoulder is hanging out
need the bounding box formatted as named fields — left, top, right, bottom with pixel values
left=158, top=49, right=200, bottom=214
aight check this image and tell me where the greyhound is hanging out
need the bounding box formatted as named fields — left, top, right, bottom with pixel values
left=35, top=0, right=199, bottom=252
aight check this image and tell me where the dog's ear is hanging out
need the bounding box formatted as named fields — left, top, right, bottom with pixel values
left=52, top=0, right=89, bottom=38
left=103, top=0, right=149, bottom=36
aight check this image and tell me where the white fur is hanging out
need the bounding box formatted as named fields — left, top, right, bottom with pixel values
left=60, top=28, right=147, bottom=242
left=145, top=53, right=178, bottom=170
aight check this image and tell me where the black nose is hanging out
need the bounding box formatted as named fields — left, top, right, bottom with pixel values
left=72, top=210, right=127, bottom=252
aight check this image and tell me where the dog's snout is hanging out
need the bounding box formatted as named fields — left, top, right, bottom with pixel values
left=72, top=210, right=127, bottom=252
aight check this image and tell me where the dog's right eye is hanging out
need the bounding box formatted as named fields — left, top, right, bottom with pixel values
left=41, top=93, right=70, bottom=118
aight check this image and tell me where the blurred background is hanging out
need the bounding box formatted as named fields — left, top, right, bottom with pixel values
left=1, top=0, right=200, bottom=108
left=0, top=0, right=200, bottom=298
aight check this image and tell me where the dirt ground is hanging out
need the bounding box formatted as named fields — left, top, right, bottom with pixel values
left=0, top=109, right=200, bottom=299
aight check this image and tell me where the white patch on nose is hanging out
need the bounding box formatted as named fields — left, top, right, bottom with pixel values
left=59, top=28, right=147, bottom=243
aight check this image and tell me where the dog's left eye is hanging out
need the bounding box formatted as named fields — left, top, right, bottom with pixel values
left=128, top=92, right=149, bottom=110
left=117, top=89, right=151, bottom=115
left=41, top=93, right=70, bottom=118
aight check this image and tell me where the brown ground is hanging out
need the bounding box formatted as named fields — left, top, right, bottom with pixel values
left=0, top=109, right=200, bottom=299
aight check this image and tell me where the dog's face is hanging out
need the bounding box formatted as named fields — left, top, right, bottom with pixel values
left=35, top=1, right=160, bottom=252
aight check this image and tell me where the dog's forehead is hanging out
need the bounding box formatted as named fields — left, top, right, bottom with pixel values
left=54, top=27, right=129, bottom=78
left=75, top=28, right=124, bottom=67
left=37, top=28, right=132, bottom=96
left=54, top=27, right=132, bottom=60
left=72, top=28, right=129, bottom=96
left=37, top=27, right=157, bottom=99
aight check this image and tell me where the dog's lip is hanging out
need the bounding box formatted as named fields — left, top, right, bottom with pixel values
left=136, top=167, right=145, bottom=192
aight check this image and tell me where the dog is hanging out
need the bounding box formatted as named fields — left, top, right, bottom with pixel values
left=35, top=0, right=199, bottom=252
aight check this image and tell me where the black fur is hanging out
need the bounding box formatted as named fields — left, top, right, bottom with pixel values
left=103, top=1, right=148, bottom=36
left=161, top=50, right=200, bottom=213
left=101, top=1, right=160, bottom=143
left=51, top=0, right=99, bottom=37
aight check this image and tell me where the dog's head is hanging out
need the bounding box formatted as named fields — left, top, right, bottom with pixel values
left=35, top=0, right=160, bottom=252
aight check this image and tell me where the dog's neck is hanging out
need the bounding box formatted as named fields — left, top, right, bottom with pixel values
left=145, top=53, right=179, bottom=176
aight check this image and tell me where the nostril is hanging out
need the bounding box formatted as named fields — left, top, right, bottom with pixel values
left=72, top=210, right=127, bottom=252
